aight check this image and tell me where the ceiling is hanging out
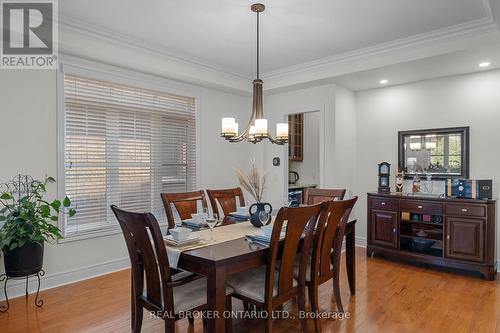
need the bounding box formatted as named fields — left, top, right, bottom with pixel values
left=60, top=0, right=493, bottom=78
left=334, top=43, right=500, bottom=91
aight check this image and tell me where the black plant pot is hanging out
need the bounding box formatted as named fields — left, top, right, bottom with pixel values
left=3, top=241, right=44, bottom=277
left=249, top=202, right=273, bottom=227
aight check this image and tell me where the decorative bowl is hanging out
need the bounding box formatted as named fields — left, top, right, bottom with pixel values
left=169, top=227, right=192, bottom=241
left=412, top=239, right=435, bottom=252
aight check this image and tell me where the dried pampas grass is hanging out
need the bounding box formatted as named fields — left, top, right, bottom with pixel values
left=235, top=159, right=267, bottom=203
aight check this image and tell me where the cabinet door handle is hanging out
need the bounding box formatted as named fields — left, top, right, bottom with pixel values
left=393, top=228, right=396, bottom=233
left=446, top=235, right=450, bottom=240
left=461, top=208, right=468, bottom=212
left=417, top=205, right=423, bottom=209
left=381, top=202, right=386, bottom=206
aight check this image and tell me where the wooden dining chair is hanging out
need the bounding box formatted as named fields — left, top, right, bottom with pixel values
left=303, top=188, right=346, bottom=205
left=227, top=203, right=325, bottom=333
left=301, top=197, right=358, bottom=332
left=206, top=187, right=245, bottom=218
left=160, top=191, right=208, bottom=229
left=110, top=205, right=233, bottom=333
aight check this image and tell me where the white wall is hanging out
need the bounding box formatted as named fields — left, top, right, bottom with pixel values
left=263, top=84, right=357, bottom=208
left=0, top=63, right=253, bottom=298
left=355, top=69, right=500, bottom=260
left=333, top=85, right=357, bottom=195
left=289, top=111, right=320, bottom=186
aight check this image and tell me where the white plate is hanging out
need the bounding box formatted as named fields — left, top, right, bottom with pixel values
left=164, top=234, right=201, bottom=247
left=182, top=218, right=207, bottom=226
left=247, top=231, right=286, bottom=242
left=229, top=212, right=250, bottom=218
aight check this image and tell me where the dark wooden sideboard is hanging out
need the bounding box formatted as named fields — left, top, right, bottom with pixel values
left=367, top=192, right=497, bottom=280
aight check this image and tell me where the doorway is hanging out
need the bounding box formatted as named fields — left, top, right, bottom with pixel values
left=284, top=110, right=323, bottom=206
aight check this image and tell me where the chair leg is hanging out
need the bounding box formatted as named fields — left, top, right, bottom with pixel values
left=226, top=295, right=233, bottom=333
left=164, top=319, right=175, bottom=333
left=332, top=276, right=344, bottom=313
left=265, top=310, right=273, bottom=333
left=131, top=300, right=143, bottom=333
left=131, top=294, right=136, bottom=331
left=243, top=300, right=251, bottom=311
left=309, top=285, right=320, bottom=333
left=298, top=290, right=309, bottom=333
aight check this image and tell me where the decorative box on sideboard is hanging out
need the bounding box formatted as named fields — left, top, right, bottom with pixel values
left=367, top=192, right=497, bottom=280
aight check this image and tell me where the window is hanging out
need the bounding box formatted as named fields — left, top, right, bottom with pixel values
left=62, top=73, right=197, bottom=238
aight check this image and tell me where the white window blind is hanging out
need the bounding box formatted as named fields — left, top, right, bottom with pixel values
left=63, top=74, right=197, bottom=237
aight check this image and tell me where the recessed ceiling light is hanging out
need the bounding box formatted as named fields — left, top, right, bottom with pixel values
left=379, top=79, right=389, bottom=85
left=479, top=61, right=491, bottom=68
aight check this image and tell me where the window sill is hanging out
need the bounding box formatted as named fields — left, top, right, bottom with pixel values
left=58, top=227, right=123, bottom=243
left=58, top=221, right=169, bottom=243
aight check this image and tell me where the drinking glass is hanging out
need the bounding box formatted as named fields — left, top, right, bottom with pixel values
left=206, top=218, right=218, bottom=242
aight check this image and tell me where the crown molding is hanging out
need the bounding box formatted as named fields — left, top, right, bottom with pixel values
left=263, top=17, right=499, bottom=82
left=59, top=16, right=253, bottom=81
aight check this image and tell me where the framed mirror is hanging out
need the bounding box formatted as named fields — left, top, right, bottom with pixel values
left=398, top=127, right=469, bottom=179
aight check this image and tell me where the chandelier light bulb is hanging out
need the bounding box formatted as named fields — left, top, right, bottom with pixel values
left=276, top=123, right=288, bottom=139
left=254, top=118, right=268, bottom=135
left=221, top=117, right=236, bottom=136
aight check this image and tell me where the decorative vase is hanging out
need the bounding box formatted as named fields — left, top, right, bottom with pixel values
left=249, top=202, right=273, bottom=227
left=3, top=241, right=44, bottom=277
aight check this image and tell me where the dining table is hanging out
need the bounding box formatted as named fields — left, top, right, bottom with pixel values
left=174, top=219, right=357, bottom=333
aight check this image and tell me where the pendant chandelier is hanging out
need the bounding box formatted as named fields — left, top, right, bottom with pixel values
left=220, top=3, right=288, bottom=145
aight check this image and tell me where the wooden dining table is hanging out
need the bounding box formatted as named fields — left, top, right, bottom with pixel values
left=177, top=220, right=357, bottom=333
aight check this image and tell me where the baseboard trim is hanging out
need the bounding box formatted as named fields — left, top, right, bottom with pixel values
left=355, top=236, right=367, bottom=248
left=1, top=257, right=130, bottom=301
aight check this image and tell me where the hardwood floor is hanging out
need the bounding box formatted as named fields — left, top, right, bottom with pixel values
left=1, top=248, right=499, bottom=333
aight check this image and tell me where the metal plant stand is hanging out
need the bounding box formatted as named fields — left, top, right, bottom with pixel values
left=0, top=269, right=45, bottom=313
left=0, top=175, right=47, bottom=313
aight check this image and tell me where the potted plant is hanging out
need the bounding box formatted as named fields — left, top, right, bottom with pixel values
left=235, top=160, right=272, bottom=227
left=0, top=175, right=75, bottom=277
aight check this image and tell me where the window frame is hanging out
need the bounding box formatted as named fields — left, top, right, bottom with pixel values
left=57, top=57, right=201, bottom=242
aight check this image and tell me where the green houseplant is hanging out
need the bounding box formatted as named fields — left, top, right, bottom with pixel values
left=0, top=175, right=75, bottom=277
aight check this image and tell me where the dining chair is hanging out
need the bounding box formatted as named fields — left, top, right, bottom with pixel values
left=300, top=197, right=358, bottom=332
left=206, top=187, right=245, bottom=218
left=110, top=205, right=233, bottom=333
left=227, top=203, right=325, bottom=333
left=303, top=188, right=346, bottom=205
left=161, top=191, right=208, bottom=229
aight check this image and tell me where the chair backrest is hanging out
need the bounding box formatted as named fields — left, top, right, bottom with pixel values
left=303, top=188, right=346, bottom=205
left=206, top=187, right=245, bottom=217
left=310, top=197, right=358, bottom=283
left=265, top=203, right=324, bottom=305
left=110, top=205, right=174, bottom=311
left=161, top=191, right=208, bottom=229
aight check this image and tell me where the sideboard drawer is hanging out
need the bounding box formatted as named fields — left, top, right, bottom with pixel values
left=400, top=201, right=443, bottom=215
left=446, top=204, right=486, bottom=217
left=371, top=198, right=398, bottom=211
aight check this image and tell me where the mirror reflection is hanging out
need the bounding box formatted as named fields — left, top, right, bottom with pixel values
left=399, top=127, right=469, bottom=178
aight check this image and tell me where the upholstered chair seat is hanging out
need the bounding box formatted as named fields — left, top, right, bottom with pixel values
left=228, top=267, right=297, bottom=303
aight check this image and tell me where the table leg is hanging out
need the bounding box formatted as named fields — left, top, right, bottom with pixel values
left=206, top=265, right=226, bottom=333
left=345, top=223, right=356, bottom=295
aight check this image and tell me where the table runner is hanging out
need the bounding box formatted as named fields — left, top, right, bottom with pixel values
left=165, top=221, right=268, bottom=268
